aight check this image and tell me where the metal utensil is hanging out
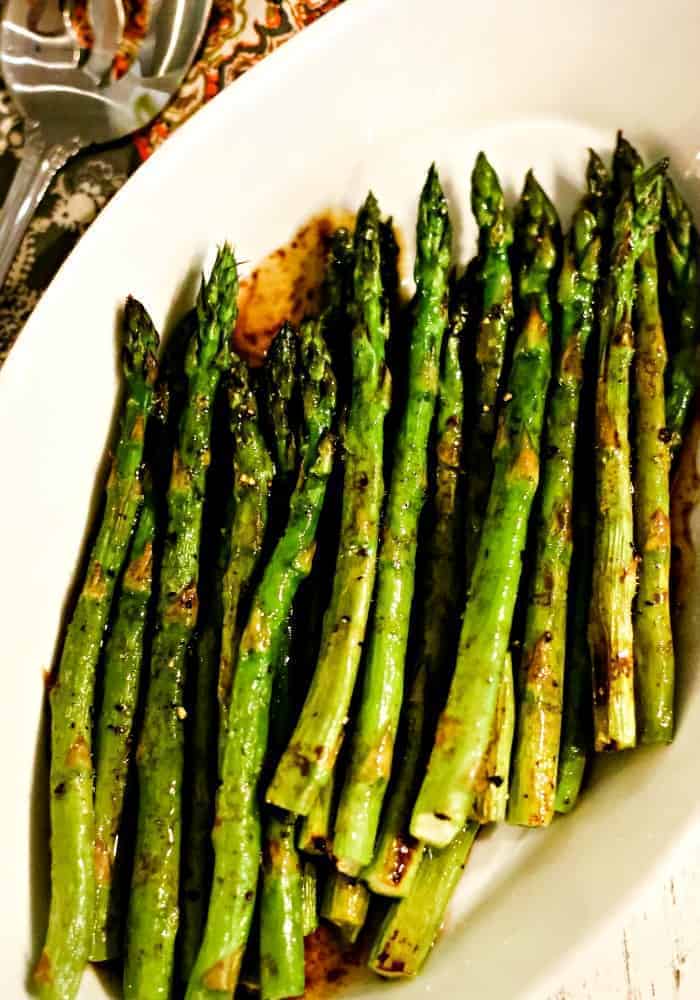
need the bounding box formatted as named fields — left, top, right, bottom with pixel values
left=0, top=0, right=211, bottom=288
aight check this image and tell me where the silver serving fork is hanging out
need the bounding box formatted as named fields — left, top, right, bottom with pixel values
left=0, top=0, right=211, bottom=287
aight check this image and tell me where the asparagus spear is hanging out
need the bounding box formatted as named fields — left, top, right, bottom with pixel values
left=555, top=152, right=613, bottom=813
left=91, top=484, right=157, bottom=961
left=463, top=152, right=514, bottom=586
left=363, top=272, right=468, bottom=896
left=361, top=664, right=427, bottom=897
left=589, top=162, right=667, bottom=752
left=179, top=360, right=275, bottom=983
left=634, top=238, right=675, bottom=742
left=332, top=166, right=451, bottom=875
left=508, top=206, right=601, bottom=826
left=460, top=157, right=514, bottom=827
left=266, top=193, right=391, bottom=817
left=187, top=318, right=336, bottom=1000
left=124, top=247, right=235, bottom=999
left=584, top=148, right=614, bottom=237
left=321, top=872, right=370, bottom=945
left=663, top=178, right=699, bottom=454
left=368, top=822, right=479, bottom=978
left=411, top=173, right=559, bottom=847
left=472, top=651, right=515, bottom=823
left=34, top=298, right=159, bottom=1000
left=612, top=132, right=643, bottom=202
left=260, top=609, right=303, bottom=999
left=260, top=811, right=305, bottom=1000
left=293, top=234, right=356, bottom=860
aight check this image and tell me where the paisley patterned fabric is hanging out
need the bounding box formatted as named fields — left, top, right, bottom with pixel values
left=0, top=0, right=344, bottom=363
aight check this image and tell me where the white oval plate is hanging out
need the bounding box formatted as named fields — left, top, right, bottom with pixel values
left=2, top=0, right=700, bottom=996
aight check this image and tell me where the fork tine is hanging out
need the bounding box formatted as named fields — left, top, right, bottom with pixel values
left=85, top=0, right=125, bottom=81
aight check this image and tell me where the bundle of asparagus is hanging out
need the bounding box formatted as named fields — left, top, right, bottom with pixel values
left=34, top=133, right=698, bottom=1000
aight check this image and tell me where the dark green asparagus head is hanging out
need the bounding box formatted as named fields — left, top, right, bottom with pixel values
left=263, top=322, right=298, bottom=478
left=298, top=319, right=337, bottom=466
left=583, top=149, right=613, bottom=236
left=471, top=152, right=513, bottom=252
left=515, top=171, right=561, bottom=297
left=352, top=192, right=390, bottom=361
left=612, top=131, right=643, bottom=200
left=610, top=159, right=668, bottom=271
left=122, top=296, right=159, bottom=400
left=323, top=227, right=355, bottom=322
left=572, top=208, right=602, bottom=284
left=228, top=353, right=276, bottom=490
left=557, top=209, right=600, bottom=308
left=663, top=177, right=697, bottom=282
left=190, top=242, right=237, bottom=378
left=415, top=164, right=452, bottom=283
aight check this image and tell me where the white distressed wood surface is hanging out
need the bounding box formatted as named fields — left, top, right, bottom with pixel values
left=545, top=827, right=700, bottom=999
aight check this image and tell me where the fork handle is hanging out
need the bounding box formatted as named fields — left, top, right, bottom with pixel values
left=0, top=122, right=82, bottom=289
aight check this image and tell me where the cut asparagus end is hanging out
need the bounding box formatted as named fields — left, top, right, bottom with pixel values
left=409, top=811, right=461, bottom=849
left=321, top=872, right=370, bottom=945
left=368, top=823, right=479, bottom=979
left=363, top=835, right=425, bottom=899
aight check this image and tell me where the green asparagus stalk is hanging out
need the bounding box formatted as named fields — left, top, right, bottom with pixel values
left=555, top=152, right=613, bottom=813
left=472, top=652, right=515, bottom=823
left=298, top=776, right=335, bottom=856
left=91, top=484, right=157, bottom=961
left=368, top=822, right=479, bottom=979
left=186, top=318, right=336, bottom=1000
left=301, top=862, right=319, bottom=937
left=321, top=872, right=370, bottom=945
left=291, top=233, right=355, bottom=860
left=34, top=298, right=158, bottom=1000
left=663, top=178, right=699, bottom=454
left=508, top=206, right=601, bottom=826
left=217, top=362, right=280, bottom=752
left=589, top=162, right=667, bottom=752
left=361, top=664, right=427, bottom=897
left=260, top=614, right=303, bottom=998
left=411, top=172, right=559, bottom=847
left=363, top=278, right=469, bottom=896
left=262, top=322, right=298, bottom=478
left=634, top=238, right=675, bottom=742
left=179, top=360, right=274, bottom=983
left=333, top=165, right=452, bottom=875
left=259, top=811, right=305, bottom=1000
left=464, top=152, right=515, bottom=586
left=266, top=193, right=391, bottom=817
left=124, top=247, right=235, bottom=999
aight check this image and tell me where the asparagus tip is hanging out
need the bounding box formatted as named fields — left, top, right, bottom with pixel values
left=122, top=296, right=159, bottom=385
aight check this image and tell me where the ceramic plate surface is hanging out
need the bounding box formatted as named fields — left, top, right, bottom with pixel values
left=2, top=0, right=700, bottom=995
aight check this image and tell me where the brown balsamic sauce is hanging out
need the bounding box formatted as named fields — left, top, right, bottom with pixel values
left=303, top=924, right=369, bottom=999
left=233, top=210, right=355, bottom=366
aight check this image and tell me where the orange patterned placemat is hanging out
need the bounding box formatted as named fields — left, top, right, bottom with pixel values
left=0, top=0, right=344, bottom=363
